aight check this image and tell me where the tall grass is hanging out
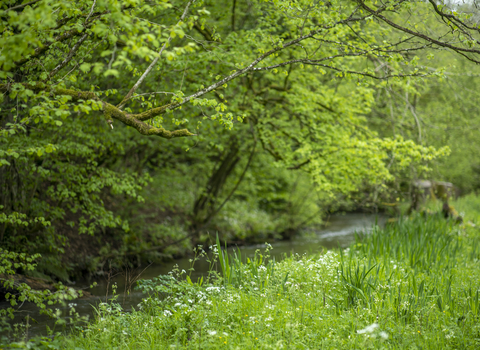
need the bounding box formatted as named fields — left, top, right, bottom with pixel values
left=343, top=215, right=480, bottom=330
left=45, top=197, right=480, bottom=349
left=215, top=235, right=277, bottom=291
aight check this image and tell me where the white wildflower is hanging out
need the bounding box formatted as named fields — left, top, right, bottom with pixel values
left=164, top=310, right=172, bottom=317
left=357, top=323, right=379, bottom=334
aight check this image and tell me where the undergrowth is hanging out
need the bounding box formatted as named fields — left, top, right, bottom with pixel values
left=15, top=196, right=480, bottom=349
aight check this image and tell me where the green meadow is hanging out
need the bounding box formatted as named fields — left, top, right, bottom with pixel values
left=53, top=195, right=480, bottom=349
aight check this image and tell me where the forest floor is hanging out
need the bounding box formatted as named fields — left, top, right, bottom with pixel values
left=7, top=195, right=480, bottom=349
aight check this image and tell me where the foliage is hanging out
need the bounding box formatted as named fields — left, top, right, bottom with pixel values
left=362, top=0, right=480, bottom=193
left=0, top=0, right=478, bottom=282
left=0, top=248, right=82, bottom=346
left=369, top=51, right=480, bottom=194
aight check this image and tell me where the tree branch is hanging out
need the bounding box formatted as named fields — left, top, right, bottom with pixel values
left=85, top=0, right=97, bottom=22
left=0, top=84, right=194, bottom=139
left=13, top=12, right=106, bottom=69
left=133, top=12, right=374, bottom=122
left=355, top=0, right=480, bottom=64
left=253, top=59, right=430, bottom=79
left=193, top=22, right=216, bottom=42
left=47, top=32, right=89, bottom=80
left=118, top=0, right=197, bottom=109
left=5, top=0, right=42, bottom=11
left=288, top=159, right=311, bottom=170
left=427, top=0, right=480, bottom=35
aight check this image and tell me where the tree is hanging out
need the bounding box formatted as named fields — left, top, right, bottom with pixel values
left=2, top=0, right=478, bottom=140
left=2, top=0, right=477, bottom=281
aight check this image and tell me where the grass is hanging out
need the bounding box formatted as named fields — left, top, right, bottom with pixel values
left=24, top=195, right=480, bottom=349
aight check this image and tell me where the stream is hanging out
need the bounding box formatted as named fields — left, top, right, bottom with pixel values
left=1, top=213, right=384, bottom=339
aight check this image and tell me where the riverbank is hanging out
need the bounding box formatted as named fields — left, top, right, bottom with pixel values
left=1, top=213, right=381, bottom=343
left=17, top=194, right=479, bottom=349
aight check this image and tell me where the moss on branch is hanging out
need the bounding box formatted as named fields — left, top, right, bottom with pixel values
left=134, top=104, right=173, bottom=121
left=0, top=84, right=194, bottom=139
left=54, top=88, right=99, bottom=101
left=104, top=101, right=194, bottom=139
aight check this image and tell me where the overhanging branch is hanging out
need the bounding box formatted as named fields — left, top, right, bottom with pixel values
left=0, top=84, right=194, bottom=139
left=118, top=0, right=197, bottom=109
left=355, top=0, right=480, bottom=64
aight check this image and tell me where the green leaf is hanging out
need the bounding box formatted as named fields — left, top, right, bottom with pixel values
left=104, top=69, right=119, bottom=78
left=80, top=63, right=92, bottom=72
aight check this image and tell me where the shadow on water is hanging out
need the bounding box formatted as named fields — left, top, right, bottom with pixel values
left=1, top=213, right=384, bottom=339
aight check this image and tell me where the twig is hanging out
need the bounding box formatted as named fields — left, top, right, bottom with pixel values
left=47, top=33, right=89, bottom=80
left=6, top=0, right=41, bottom=11
left=118, top=0, right=197, bottom=109
left=85, top=0, right=97, bottom=22
left=355, top=0, right=480, bottom=63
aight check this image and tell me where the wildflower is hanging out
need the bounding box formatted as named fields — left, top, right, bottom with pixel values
left=357, top=323, right=378, bottom=334
left=208, top=330, right=217, bottom=336
left=164, top=310, right=172, bottom=317
left=379, top=331, right=388, bottom=340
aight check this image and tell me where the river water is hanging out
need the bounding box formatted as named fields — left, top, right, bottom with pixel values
left=2, top=213, right=383, bottom=339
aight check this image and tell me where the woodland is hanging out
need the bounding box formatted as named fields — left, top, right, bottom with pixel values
left=1, top=0, right=480, bottom=348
